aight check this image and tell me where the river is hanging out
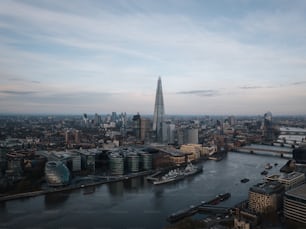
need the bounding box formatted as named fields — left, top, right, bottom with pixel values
left=0, top=152, right=287, bottom=229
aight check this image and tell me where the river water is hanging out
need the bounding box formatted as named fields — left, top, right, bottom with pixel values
left=0, top=152, right=287, bottom=229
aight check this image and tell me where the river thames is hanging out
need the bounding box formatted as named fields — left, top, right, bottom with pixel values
left=0, top=152, right=288, bottom=229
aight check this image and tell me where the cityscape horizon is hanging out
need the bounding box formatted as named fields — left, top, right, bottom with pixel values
left=1, top=1, right=306, bottom=229
left=1, top=1, right=306, bottom=115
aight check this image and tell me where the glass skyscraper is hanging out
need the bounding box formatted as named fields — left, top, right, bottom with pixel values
left=153, top=77, right=165, bottom=143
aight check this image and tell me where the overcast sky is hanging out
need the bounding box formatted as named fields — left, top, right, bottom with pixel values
left=1, top=0, right=306, bottom=115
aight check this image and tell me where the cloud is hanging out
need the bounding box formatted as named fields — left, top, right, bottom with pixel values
left=291, top=81, right=306, bottom=86
left=176, top=90, right=218, bottom=97
left=0, top=1, right=306, bottom=114
left=0, top=90, right=36, bottom=95
left=8, top=78, right=40, bottom=84
left=239, top=86, right=262, bottom=90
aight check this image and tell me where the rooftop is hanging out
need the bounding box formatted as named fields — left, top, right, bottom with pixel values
left=285, top=183, right=306, bottom=201
left=250, top=181, right=284, bottom=195
left=280, top=172, right=305, bottom=181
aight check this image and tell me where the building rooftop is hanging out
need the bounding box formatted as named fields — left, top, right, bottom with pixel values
left=168, top=150, right=187, bottom=157
left=250, top=181, right=284, bottom=195
left=280, top=171, right=305, bottom=181
left=285, top=183, right=306, bottom=201
left=266, top=172, right=305, bottom=182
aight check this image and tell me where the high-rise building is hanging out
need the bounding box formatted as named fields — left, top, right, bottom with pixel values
left=284, top=183, right=306, bottom=224
left=153, top=77, right=165, bottom=143
left=140, top=118, right=151, bottom=141
left=248, top=181, right=284, bottom=214
left=132, top=113, right=141, bottom=139
left=262, top=112, right=274, bottom=141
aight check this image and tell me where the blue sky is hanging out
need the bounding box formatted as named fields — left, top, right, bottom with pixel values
left=1, top=0, right=306, bottom=115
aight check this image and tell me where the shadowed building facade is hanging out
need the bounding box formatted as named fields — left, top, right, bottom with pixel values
left=153, top=77, right=165, bottom=143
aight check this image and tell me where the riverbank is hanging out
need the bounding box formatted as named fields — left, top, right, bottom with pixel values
left=0, top=170, right=154, bottom=202
left=0, top=152, right=288, bottom=229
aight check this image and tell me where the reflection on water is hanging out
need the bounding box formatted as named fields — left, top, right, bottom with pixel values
left=44, top=192, right=70, bottom=209
left=0, top=201, right=6, bottom=214
left=0, top=152, right=292, bottom=229
left=108, top=181, right=124, bottom=196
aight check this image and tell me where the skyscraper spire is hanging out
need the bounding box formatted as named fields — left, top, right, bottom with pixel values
left=153, top=76, right=165, bottom=143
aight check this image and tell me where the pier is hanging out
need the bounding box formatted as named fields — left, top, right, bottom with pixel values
left=198, top=205, right=232, bottom=214
left=167, top=193, right=231, bottom=223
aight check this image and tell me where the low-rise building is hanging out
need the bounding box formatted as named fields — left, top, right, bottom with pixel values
left=248, top=181, right=284, bottom=214
left=284, top=183, right=306, bottom=224
left=201, top=145, right=217, bottom=156
left=180, top=144, right=201, bottom=160
left=168, top=151, right=187, bottom=165
left=234, top=218, right=251, bottom=229
left=266, top=172, right=305, bottom=190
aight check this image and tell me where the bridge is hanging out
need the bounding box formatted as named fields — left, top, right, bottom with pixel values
left=237, top=144, right=292, bottom=157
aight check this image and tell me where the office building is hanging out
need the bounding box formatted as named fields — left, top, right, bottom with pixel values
left=293, top=144, right=306, bottom=164
left=266, top=172, right=305, bottom=190
left=284, top=183, right=306, bottom=224
left=127, top=153, right=139, bottom=173
left=140, top=118, right=151, bottom=141
left=153, top=77, right=165, bottom=143
left=261, top=112, right=274, bottom=141
left=132, top=113, right=141, bottom=139
left=185, top=128, right=199, bottom=144
left=162, top=122, right=175, bottom=144
left=109, top=153, right=124, bottom=175
left=140, top=153, right=153, bottom=170
left=80, top=150, right=96, bottom=173
left=248, top=181, right=284, bottom=214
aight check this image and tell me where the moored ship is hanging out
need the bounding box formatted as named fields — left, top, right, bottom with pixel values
left=153, top=169, right=184, bottom=185
left=153, top=163, right=203, bottom=185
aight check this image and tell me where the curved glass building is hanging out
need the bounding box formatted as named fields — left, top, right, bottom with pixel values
left=127, top=154, right=139, bottom=173
left=109, top=153, right=124, bottom=175
left=45, top=161, right=70, bottom=186
left=141, top=153, right=152, bottom=170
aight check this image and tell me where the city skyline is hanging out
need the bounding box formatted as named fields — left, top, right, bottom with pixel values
left=1, top=0, right=306, bottom=115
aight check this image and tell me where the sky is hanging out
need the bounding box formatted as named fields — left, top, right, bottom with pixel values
left=1, top=0, right=306, bottom=116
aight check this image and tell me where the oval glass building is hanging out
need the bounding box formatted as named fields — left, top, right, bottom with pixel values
left=45, top=161, right=70, bottom=186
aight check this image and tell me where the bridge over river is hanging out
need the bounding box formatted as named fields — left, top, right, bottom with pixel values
left=237, top=144, right=293, bottom=158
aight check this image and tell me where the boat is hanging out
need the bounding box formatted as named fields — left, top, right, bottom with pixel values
left=240, top=178, right=249, bottom=183
left=153, top=163, right=202, bottom=185
left=265, top=163, right=272, bottom=170
left=183, top=162, right=203, bottom=176
left=153, top=169, right=185, bottom=185
left=209, top=193, right=231, bottom=204
left=261, top=170, right=268, bottom=175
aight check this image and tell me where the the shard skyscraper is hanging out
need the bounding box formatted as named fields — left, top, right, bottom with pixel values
left=153, top=77, right=165, bottom=143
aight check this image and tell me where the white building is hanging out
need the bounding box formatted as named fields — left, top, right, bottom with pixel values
left=266, top=172, right=305, bottom=190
